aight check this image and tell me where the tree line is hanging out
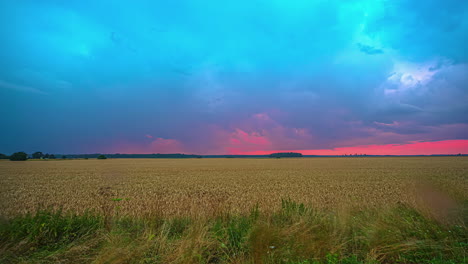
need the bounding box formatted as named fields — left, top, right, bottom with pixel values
left=0, top=152, right=58, bottom=161
left=269, top=152, right=303, bottom=158
left=0, top=152, right=202, bottom=161
left=0, top=152, right=108, bottom=161
left=0, top=152, right=29, bottom=161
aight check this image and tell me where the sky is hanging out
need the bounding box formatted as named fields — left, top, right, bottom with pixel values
left=1, top=0, right=468, bottom=155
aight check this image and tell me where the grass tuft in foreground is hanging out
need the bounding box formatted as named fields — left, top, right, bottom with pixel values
left=0, top=201, right=466, bottom=264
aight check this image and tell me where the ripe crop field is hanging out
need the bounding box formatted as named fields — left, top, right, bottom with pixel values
left=1, top=157, right=466, bottom=217
left=0, top=157, right=467, bottom=263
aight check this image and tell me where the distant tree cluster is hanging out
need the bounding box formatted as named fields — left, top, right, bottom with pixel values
left=60, top=153, right=201, bottom=159
left=342, top=154, right=368, bottom=157
left=9, top=152, right=28, bottom=161
left=0, top=151, right=59, bottom=161
left=269, top=152, right=303, bottom=158
left=32, top=152, right=56, bottom=159
left=97, top=155, right=107, bottom=159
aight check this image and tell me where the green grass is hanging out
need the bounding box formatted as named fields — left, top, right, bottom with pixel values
left=0, top=201, right=466, bottom=264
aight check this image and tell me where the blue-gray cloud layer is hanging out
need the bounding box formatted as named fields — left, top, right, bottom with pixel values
left=1, top=0, right=467, bottom=154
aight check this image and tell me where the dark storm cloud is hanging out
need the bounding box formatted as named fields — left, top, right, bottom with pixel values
left=357, top=44, right=384, bottom=55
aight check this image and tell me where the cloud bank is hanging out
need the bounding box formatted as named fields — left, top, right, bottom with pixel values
left=0, top=0, right=467, bottom=154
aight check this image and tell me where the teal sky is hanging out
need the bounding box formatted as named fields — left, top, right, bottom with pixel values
left=1, top=0, right=468, bottom=155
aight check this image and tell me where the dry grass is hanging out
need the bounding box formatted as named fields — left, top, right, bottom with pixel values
left=0, top=157, right=466, bottom=219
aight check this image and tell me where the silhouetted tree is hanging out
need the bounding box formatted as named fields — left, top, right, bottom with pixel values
left=32, top=151, right=43, bottom=159
left=0, top=153, right=8, bottom=159
left=10, top=152, right=28, bottom=161
left=44, top=153, right=50, bottom=159
left=62, top=155, right=67, bottom=159
left=269, top=152, right=303, bottom=158
left=49, top=154, right=56, bottom=159
left=97, top=155, right=107, bottom=159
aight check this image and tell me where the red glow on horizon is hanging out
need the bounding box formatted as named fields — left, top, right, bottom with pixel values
left=236, top=140, right=468, bottom=156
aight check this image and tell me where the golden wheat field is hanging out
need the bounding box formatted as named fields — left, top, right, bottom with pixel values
left=0, top=157, right=467, bottom=218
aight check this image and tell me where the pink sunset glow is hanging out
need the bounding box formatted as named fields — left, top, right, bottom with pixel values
left=237, top=140, right=468, bottom=156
